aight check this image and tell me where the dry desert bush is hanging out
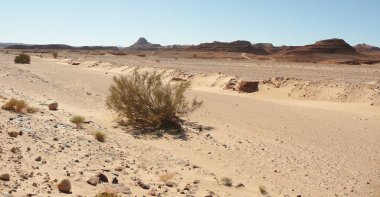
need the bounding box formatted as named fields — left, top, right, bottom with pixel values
left=106, top=69, right=202, bottom=131
left=159, top=172, right=176, bottom=182
left=94, top=131, right=106, bottom=142
left=220, top=177, right=233, bottom=187
left=70, top=115, right=85, bottom=129
left=1, top=98, right=37, bottom=114
left=52, top=52, right=58, bottom=58
left=14, top=54, right=31, bottom=64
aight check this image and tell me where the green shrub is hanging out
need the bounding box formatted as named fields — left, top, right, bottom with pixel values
left=14, top=54, right=31, bottom=64
left=70, top=115, right=85, bottom=129
left=106, top=69, right=202, bottom=131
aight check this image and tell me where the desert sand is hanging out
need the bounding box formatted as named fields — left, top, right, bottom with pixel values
left=0, top=52, right=380, bottom=197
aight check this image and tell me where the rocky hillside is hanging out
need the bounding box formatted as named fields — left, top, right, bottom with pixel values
left=354, top=43, right=380, bottom=53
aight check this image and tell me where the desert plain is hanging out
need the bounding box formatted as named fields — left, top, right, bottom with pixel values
left=0, top=49, right=379, bottom=197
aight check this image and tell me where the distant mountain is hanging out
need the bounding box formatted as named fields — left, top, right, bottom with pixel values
left=283, top=39, right=358, bottom=55
left=354, top=43, right=380, bottom=53
left=0, top=42, right=25, bottom=48
left=183, top=40, right=270, bottom=55
left=5, top=44, right=118, bottom=50
left=128, top=37, right=162, bottom=50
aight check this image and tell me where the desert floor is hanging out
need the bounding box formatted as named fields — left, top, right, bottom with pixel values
left=0, top=53, right=379, bottom=197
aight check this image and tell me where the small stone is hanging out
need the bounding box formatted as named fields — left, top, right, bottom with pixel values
left=235, top=183, right=245, bottom=188
left=87, top=176, right=99, bottom=186
left=138, top=181, right=150, bottom=190
left=97, top=173, right=108, bottom=183
left=8, top=131, right=19, bottom=138
left=0, top=173, right=10, bottom=181
left=165, top=181, right=176, bottom=187
left=193, top=180, right=200, bottom=184
left=112, top=177, right=118, bottom=184
left=35, top=156, right=42, bottom=162
left=148, top=189, right=157, bottom=196
left=119, top=185, right=132, bottom=194
left=48, top=102, right=58, bottom=110
left=57, top=179, right=71, bottom=193
left=114, top=167, right=123, bottom=171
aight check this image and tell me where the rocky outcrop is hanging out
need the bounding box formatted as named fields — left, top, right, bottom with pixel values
left=186, top=40, right=270, bottom=55
left=284, top=39, right=358, bottom=55
left=354, top=43, right=380, bottom=53
left=128, top=37, right=162, bottom=51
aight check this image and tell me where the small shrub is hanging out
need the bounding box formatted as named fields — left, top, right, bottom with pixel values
left=159, top=172, right=175, bottom=182
left=94, top=131, right=106, bottom=142
left=1, top=98, right=37, bottom=114
left=14, top=54, right=31, bottom=64
left=106, top=69, right=202, bottom=131
left=70, top=115, right=85, bottom=129
left=220, top=177, right=233, bottom=187
left=52, top=52, right=58, bottom=58
left=259, top=185, right=267, bottom=195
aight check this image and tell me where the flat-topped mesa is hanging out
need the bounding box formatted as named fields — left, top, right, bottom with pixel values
left=285, top=38, right=358, bottom=55
left=187, top=40, right=270, bottom=55
left=128, top=37, right=162, bottom=50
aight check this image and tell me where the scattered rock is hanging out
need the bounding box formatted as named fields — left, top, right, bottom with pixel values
left=35, top=156, right=42, bottom=162
left=235, top=183, right=245, bottom=188
left=138, top=181, right=150, bottom=190
left=71, top=61, right=80, bottom=65
left=48, top=102, right=58, bottom=110
left=0, top=173, right=10, bottom=181
left=112, top=177, right=118, bottom=184
left=237, top=81, right=259, bottom=93
left=8, top=131, right=19, bottom=138
left=87, top=176, right=99, bottom=186
left=57, top=179, right=71, bottom=193
left=97, top=173, right=108, bottom=183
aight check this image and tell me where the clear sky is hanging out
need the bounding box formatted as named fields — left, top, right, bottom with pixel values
left=0, top=0, right=379, bottom=47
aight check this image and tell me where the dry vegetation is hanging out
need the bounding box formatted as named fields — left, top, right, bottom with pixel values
left=94, top=131, right=106, bottom=142
left=70, top=115, right=85, bottom=129
left=106, top=69, right=202, bottom=131
left=159, top=172, right=176, bottom=182
left=1, top=98, right=37, bottom=113
left=14, top=54, right=31, bottom=64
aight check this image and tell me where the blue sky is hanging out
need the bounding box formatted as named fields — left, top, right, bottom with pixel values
left=0, top=0, right=379, bottom=47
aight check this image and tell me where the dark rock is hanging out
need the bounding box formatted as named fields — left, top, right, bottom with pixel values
left=57, top=179, right=71, bottom=193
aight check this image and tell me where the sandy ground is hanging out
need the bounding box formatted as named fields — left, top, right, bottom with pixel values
left=0, top=53, right=380, bottom=197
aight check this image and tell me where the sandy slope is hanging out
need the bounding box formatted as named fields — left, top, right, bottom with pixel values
left=0, top=53, right=380, bottom=197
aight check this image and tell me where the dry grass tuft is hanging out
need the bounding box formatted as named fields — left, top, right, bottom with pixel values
left=94, top=131, right=106, bottom=142
left=1, top=98, right=37, bottom=114
left=259, top=185, right=267, bottom=195
left=106, top=69, right=202, bottom=132
left=220, top=177, right=233, bottom=187
left=159, top=172, right=176, bottom=182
